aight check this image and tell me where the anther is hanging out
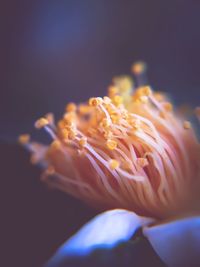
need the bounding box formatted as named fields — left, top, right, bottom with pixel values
left=132, top=61, right=146, bottom=75
left=136, top=158, right=148, bottom=168
left=101, top=118, right=111, bottom=128
left=51, top=140, right=61, bottom=150
left=106, top=139, right=118, bottom=150
left=109, top=159, right=120, bottom=170
left=89, top=97, right=103, bottom=106
left=112, top=95, right=123, bottom=107
left=66, top=102, right=77, bottom=112
left=35, top=118, right=49, bottom=129
left=183, top=121, right=191, bottom=130
left=79, top=137, right=87, bottom=147
left=163, top=102, right=173, bottom=112
left=18, top=134, right=30, bottom=144
left=108, top=86, right=118, bottom=98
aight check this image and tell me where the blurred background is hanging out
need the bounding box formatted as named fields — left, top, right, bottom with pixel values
left=1, top=0, right=200, bottom=139
left=1, top=0, right=200, bottom=266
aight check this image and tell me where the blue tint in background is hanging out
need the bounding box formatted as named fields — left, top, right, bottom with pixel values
left=1, top=0, right=200, bottom=139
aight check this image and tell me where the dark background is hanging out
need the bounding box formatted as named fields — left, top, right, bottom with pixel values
left=1, top=1, right=200, bottom=266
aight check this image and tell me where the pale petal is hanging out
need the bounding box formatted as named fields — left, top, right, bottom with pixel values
left=45, top=209, right=153, bottom=267
left=143, top=216, right=200, bottom=267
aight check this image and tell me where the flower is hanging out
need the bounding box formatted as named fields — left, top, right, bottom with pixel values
left=19, top=62, right=200, bottom=266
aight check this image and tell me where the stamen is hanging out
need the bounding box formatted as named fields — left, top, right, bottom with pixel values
left=50, top=140, right=61, bottom=150
left=132, top=61, right=147, bottom=75
left=106, top=139, right=118, bottom=150
left=18, top=134, right=30, bottom=144
left=163, top=102, right=173, bottom=112
left=183, top=121, right=191, bottom=129
left=109, top=159, right=120, bottom=170
left=89, top=97, right=103, bottom=106
left=66, top=102, right=77, bottom=112
left=35, top=118, right=49, bottom=129
left=136, top=158, right=149, bottom=168
left=79, top=137, right=87, bottom=148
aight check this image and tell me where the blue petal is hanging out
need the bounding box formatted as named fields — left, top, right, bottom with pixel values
left=45, top=209, right=153, bottom=267
left=143, top=216, right=200, bottom=267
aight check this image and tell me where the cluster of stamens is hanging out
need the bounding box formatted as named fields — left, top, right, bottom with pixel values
left=19, top=62, right=200, bottom=218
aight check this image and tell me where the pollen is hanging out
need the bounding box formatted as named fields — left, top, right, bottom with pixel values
left=183, top=120, right=191, bottom=129
left=66, top=102, right=77, bottom=112
left=109, top=159, right=120, bottom=170
left=136, top=158, right=148, bottom=168
left=163, top=102, right=173, bottom=112
left=132, top=61, right=146, bottom=75
left=45, top=113, right=54, bottom=124
left=108, top=86, right=118, bottom=98
left=89, top=97, right=102, bottom=106
left=101, top=118, right=111, bottom=128
left=106, top=139, right=118, bottom=150
left=137, top=86, right=152, bottom=97
left=50, top=140, right=61, bottom=150
left=35, top=118, right=49, bottom=129
left=18, top=134, right=30, bottom=144
left=112, top=95, right=123, bottom=106
left=79, top=137, right=87, bottom=147
left=59, top=128, right=69, bottom=139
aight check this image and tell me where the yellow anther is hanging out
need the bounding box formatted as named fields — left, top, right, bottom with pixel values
left=113, top=76, right=133, bottom=93
left=35, top=118, right=49, bottom=129
left=136, top=86, right=152, bottom=98
left=139, top=95, right=148, bottom=103
left=106, top=139, right=118, bottom=150
left=141, top=86, right=152, bottom=96
left=128, top=117, right=141, bottom=130
left=103, top=96, right=112, bottom=104
left=154, top=92, right=165, bottom=102
left=163, top=102, right=173, bottom=112
left=137, top=158, right=148, bottom=168
left=159, top=111, right=166, bottom=119
left=108, top=86, right=118, bottom=98
left=68, top=130, right=77, bottom=140
left=18, top=134, right=30, bottom=144
left=63, top=112, right=76, bottom=125
left=79, top=137, right=87, bottom=147
left=101, top=118, right=111, bottom=128
left=78, top=104, right=91, bottom=114
left=112, top=95, right=123, bottom=106
left=109, top=159, right=120, bottom=170
left=132, top=61, right=146, bottom=75
left=66, top=102, right=77, bottom=112
left=111, top=114, right=120, bottom=124
left=89, top=97, right=102, bottom=106
left=45, top=113, right=54, bottom=124
left=104, top=130, right=113, bottom=140
left=183, top=121, right=191, bottom=130
left=59, top=128, right=69, bottom=139
left=58, top=119, right=66, bottom=129
left=50, top=140, right=61, bottom=149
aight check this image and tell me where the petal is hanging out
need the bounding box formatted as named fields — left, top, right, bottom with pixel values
left=143, top=216, right=200, bottom=267
left=45, top=209, right=153, bottom=267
